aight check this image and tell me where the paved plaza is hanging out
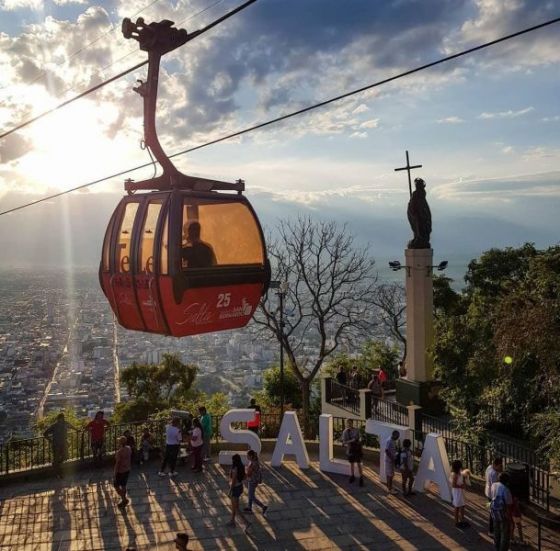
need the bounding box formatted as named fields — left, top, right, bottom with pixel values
left=0, top=454, right=556, bottom=550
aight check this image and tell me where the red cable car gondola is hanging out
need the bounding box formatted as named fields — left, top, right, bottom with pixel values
left=99, top=18, right=270, bottom=337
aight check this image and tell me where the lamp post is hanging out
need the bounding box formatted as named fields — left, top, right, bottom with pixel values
left=269, top=280, right=288, bottom=413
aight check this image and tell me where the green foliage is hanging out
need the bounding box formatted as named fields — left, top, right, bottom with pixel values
left=262, top=365, right=302, bottom=409
left=361, top=340, right=400, bottom=379
left=433, top=243, right=560, bottom=460
left=324, top=341, right=400, bottom=382
left=114, top=354, right=197, bottom=423
left=527, top=410, right=560, bottom=469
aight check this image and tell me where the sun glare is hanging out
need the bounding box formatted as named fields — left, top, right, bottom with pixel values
left=18, top=99, right=130, bottom=192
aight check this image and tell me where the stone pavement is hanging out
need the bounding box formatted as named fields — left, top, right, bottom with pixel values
left=0, top=455, right=556, bottom=551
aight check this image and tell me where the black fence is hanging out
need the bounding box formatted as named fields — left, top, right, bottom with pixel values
left=325, top=378, right=360, bottom=416
left=370, top=396, right=409, bottom=427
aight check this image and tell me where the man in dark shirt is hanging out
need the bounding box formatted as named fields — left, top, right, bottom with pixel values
left=44, top=412, right=76, bottom=478
left=182, top=221, right=217, bottom=269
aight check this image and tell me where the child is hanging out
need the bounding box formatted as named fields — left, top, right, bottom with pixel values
left=451, top=459, right=470, bottom=528
left=140, top=428, right=152, bottom=464
left=399, top=439, right=415, bottom=496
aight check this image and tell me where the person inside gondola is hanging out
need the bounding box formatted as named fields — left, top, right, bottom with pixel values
left=181, top=221, right=217, bottom=269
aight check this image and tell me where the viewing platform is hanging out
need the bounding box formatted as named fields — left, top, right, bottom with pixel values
left=0, top=447, right=558, bottom=550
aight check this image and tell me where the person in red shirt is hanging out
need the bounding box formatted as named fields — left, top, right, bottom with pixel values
left=86, top=411, right=110, bottom=466
left=377, top=368, right=388, bottom=387
left=247, top=399, right=261, bottom=434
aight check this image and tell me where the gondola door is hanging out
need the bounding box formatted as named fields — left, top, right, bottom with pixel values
left=134, top=196, right=168, bottom=333
left=110, top=199, right=145, bottom=331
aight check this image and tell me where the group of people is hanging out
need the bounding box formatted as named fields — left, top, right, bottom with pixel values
left=340, top=421, right=523, bottom=550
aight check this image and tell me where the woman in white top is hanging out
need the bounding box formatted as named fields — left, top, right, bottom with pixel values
left=450, top=459, right=470, bottom=528
left=190, top=418, right=204, bottom=473
left=158, top=418, right=182, bottom=477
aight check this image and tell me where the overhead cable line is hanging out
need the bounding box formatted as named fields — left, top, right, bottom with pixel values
left=0, top=0, right=256, bottom=141
left=1, top=15, right=559, bottom=218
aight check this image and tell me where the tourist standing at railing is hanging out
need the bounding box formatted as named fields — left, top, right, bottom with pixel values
left=247, top=398, right=261, bottom=435
left=159, top=417, right=182, bottom=477
left=190, top=418, right=204, bottom=473
left=485, top=457, right=503, bottom=535
left=349, top=366, right=360, bottom=388
left=336, top=366, right=347, bottom=386
left=43, top=412, right=77, bottom=479
left=398, top=439, right=415, bottom=496
left=367, top=374, right=384, bottom=415
left=342, top=419, right=364, bottom=486
left=384, top=430, right=400, bottom=494
left=450, top=459, right=470, bottom=528
left=114, top=435, right=132, bottom=508
left=377, top=367, right=388, bottom=388
left=140, top=428, right=153, bottom=464
left=490, top=471, right=513, bottom=551
left=85, top=411, right=110, bottom=467
left=198, top=406, right=212, bottom=462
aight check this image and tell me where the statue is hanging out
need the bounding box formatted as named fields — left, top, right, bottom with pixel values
left=407, top=178, right=432, bottom=249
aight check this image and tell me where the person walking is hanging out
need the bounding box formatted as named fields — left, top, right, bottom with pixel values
left=451, top=460, right=469, bottom=528
left=384, top=430, right=400, bottom=494
left=490, top=472, right=513, bottom=551
left=114, top=435, right=132, bottom=508
left=198, top=406, right=212, bottom=462
left=341, top=419, right=364, bottom=486
left=226, top=454, right=251, bottom=533
left=243, top=449, right=268, bottom=515
left=123, top=429, right=137, bottom=464
left=43, top=412, right=76, bottom=478
left=190, top=418, right=204, bottom=473
left=485, top=457, right=503, bottom=535
left=85, top=411, right=110, bottom=467
left=399, top=438, right=415, bottom=496
left=159, top=417, right=182, bottom=477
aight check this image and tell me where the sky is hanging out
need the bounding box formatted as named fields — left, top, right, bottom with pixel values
left=0, top=0, right=559, bottom=279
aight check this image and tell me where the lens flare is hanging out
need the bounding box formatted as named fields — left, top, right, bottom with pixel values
left=504, top=356, right=513, bottom=365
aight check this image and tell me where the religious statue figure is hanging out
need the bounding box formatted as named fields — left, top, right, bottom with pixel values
left=407, top=177, right=432, bottom=249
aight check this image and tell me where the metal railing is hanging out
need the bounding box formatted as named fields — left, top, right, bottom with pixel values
left=370, top=396, right=409, bottom=426
left=537, top=516, right=560, bottom=551
left=325, top=378, right=360, bottom=416
left=410, top=428, right=551, bottom=511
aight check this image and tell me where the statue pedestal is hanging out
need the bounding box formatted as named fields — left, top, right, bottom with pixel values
left=396, top=248, right=445, bottom=415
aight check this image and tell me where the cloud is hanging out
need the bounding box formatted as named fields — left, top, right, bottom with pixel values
left=352, top=104, right=369, bottom=114
left=437, top=116, right=464, bottom=124
left=542, top=115, right=560, bottom=122
left=360, top=118, right=379, bottom=129
left=0, top=133, right=32, bottom=162
left=444, top=0, right=560, bottom=69
left=478, top=106, right=534, bottom=119
left=0, top=0, right=41, bottom=10
left=350, top=131, right=368, bottom=139
left=501, top=145, right=514, bottom=154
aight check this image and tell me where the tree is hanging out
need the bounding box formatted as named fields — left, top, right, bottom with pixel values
left=433, top=244, right=560, bottom=451
left=256, top=217, right=378, bottom=434
left=115, top=354, right=197, bottom=422
left=263, top=365, right=302, bottom=409
left=371, top=282, right=406, bottom=362
left=361, top=340, right=400, bottom=379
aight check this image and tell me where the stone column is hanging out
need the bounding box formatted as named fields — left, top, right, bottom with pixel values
left=404, top=248, right=434, bottom=382
left=396, top=248, right=444, bottom=414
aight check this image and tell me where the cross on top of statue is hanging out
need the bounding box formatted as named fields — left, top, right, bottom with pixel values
left=394, top=150, right=422, bottom=197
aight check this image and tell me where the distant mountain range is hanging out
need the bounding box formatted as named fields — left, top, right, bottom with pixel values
left=1, top=190, right=557, bottom=288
